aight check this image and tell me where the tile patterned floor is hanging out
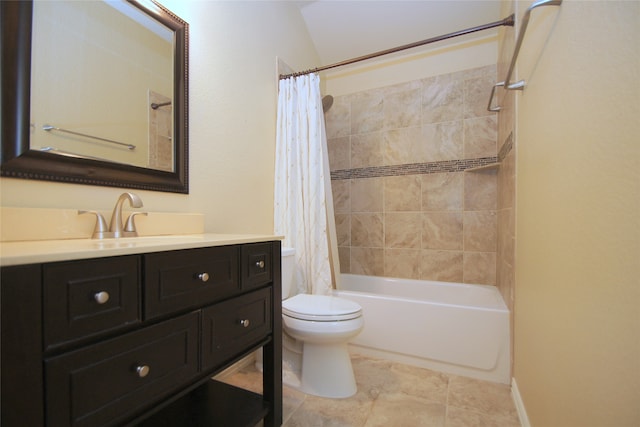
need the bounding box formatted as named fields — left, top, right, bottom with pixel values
left=220, top=353, right=521, bottom=427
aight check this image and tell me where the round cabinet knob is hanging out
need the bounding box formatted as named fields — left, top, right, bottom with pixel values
left=94, top=291, right=110, bottom=304
left=256, top=260, right=265, bottom=269
left=240, top=319, right=250, bottom=328
left=197, top=272, right=210, bottom=282
left=136, top=365, right=150, bottom=378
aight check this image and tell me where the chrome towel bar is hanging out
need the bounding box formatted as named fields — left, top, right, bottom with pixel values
left=488, top=0, right=562, bottom=112
left=42, top=124, right=136, bottom=150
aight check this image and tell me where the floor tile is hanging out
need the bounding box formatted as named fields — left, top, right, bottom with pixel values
left=285, top=388, right=374, bottom=427
left=219, top=354, right=521, bottom=427
left=282, top=386, right=307, bottom=425
left=445, top=406, right=521, bottom=427
left=364, top=393, right=446, bottom=427
left=447, top=375, right=519, bottom=421
left=384, top=361, right=450, bottom=405
left=220, top=366, right=263, bottom=394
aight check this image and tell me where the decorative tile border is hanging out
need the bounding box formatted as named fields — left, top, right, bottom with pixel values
left=330, top=156, right=499, bottom=180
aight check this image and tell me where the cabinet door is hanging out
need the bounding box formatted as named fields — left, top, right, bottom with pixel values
left=43, top=256, right=141, bottom=351
left=45, top=312, right=199, bottom=427
left=202, top=287, right=272, bottom=371
left=145, top=246, right=239, bottom=320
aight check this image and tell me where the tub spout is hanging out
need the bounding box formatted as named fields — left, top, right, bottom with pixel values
left=109, top=192, right=143, bottom=238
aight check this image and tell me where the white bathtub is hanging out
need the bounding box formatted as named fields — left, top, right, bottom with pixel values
left=334, top=274, right=511, bottom=384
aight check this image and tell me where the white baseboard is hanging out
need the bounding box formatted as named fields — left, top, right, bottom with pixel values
left=511, top=377, right=531, bottom=427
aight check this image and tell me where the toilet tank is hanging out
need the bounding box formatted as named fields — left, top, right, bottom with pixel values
left=281, top=247, right=295, bottom=300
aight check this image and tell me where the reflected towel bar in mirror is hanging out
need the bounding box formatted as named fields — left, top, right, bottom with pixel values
left=39, top=147, right=127, bottom=163
left=43, top=124, right=136, bottom=150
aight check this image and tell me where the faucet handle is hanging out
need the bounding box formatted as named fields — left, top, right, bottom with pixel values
left=78, top=210, right=113, bottom=239
left=123, top=212, right=148, bottom=236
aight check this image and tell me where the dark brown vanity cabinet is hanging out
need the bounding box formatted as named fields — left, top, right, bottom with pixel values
left=1, top=241, right=283, bottom=427
left=202, top=287, right=272, bottom=371
left=144, top=246, right=240, bottom=320
left=42, top=256, right=142, bottom=352
left=46, top=312, right=200, bottom=427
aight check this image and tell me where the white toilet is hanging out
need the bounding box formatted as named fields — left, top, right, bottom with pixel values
left=280, top=247, right=363, bottom=398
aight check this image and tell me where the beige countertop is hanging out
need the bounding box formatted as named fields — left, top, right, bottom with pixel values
left=0, top=233, right=282, bottom=267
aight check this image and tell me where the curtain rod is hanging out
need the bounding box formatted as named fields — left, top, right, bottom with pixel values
left=279, top=14, right=515, bottom=80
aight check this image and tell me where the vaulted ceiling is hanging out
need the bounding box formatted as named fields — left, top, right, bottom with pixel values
left=296, top=1, right=504, bottom=67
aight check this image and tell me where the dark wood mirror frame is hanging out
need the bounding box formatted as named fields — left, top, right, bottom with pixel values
left=1, top=0, right=189, bottom=193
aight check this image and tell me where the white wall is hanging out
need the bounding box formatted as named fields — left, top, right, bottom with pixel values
left=325, top=35, right=498, bottom=96
left=512, top=1, right=640, bottom=425
left=0, top=1, right=319, bottom=235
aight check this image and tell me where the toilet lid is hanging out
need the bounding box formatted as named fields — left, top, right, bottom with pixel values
left=282, top=294, right=362, bottom=321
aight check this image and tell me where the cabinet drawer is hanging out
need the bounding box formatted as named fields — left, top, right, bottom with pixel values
left=202, top=287, right=272, bottom=370
left=144, top=246, right=239, bottom=319
left=241, top=242, right=273, bottom=289
left=45, top=312, right=199, bottom=427
left=43, top=256, right=140, bottom=351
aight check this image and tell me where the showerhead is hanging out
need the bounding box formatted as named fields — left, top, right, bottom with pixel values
left=322, top=95, right=334, bottom=112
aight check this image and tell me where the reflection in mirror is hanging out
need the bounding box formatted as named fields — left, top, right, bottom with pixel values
left=30, top=1, right=174, bottom=171
left=0, top=0, right=189, bottom=193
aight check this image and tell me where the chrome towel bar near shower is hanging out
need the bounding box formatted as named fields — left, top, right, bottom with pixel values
left=42, top=124, right=136, bottom=150
left=487, top=0, right=563, bottom=112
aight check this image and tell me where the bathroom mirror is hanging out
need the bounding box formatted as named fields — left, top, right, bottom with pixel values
left=1, top=0, right=189, bottom=193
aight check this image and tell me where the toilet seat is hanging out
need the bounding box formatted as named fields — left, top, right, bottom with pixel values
left=283, top=294, right=362, bottom=322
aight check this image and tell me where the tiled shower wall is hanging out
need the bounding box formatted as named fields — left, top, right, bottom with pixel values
left=148, top=91, right=173, bottom=172
left=496, top=6, right=517, bottom=313
left=325, top=65, right=500, bottom=285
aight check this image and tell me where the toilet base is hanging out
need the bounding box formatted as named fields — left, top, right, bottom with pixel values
left=300, top=342, right=357, bottom=398
left=261, top=337, right=359, bottom=398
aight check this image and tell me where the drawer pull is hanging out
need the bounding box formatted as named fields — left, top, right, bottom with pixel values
left=239, top=319, right=250, bottom=328
left=94, top=291, right=110, bottom=304
left=136, top=365, right=150, bottom=378
left=256, top=260, right=265, bottom=269
left=197, top=272, right=210, bottom=282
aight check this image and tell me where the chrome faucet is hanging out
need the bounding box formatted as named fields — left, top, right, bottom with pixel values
left=109, top=192, right=144, bottom=238
left=79, top=192, right=146, bottom=239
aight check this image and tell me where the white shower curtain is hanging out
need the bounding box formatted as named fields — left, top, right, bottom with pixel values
left=274, top=73, right=335, bottom=296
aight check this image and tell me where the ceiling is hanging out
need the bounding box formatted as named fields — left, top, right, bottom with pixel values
left=296, top=0, right=504, bottom=67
